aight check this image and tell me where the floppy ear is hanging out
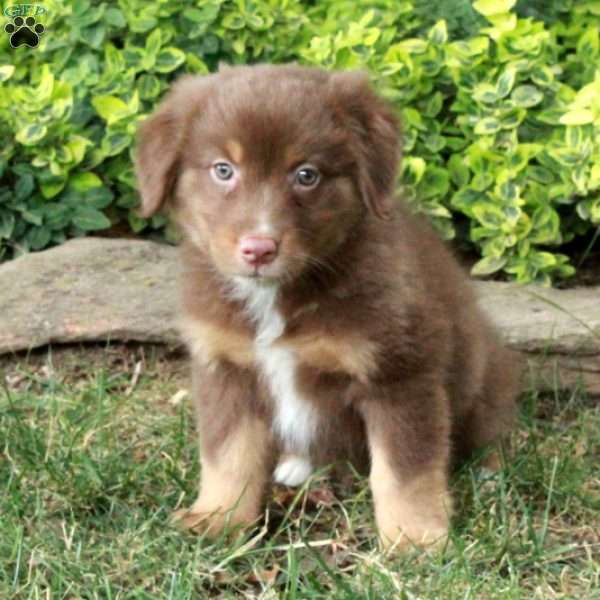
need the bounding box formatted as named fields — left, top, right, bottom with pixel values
left=329, top=71, right=401, bottom=219
left=135, top=75, right=206, bottom=218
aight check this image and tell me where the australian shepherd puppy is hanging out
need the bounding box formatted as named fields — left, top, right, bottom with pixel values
left=135, top=64, right=519, bottom=551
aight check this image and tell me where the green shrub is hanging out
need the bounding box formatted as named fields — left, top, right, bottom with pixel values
left=1, top=0, right=599, bottom=284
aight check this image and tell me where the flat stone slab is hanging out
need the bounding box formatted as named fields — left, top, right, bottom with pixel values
left=0, top=238, right=180, bottom=353
left=473, top=281, right=600, bottom=355
left=472, top=281, right=600, bottom=394
left=1, top=238, right=598, bottom=390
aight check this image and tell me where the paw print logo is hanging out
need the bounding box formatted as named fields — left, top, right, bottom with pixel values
left=4, top=16, right=45, bottom=48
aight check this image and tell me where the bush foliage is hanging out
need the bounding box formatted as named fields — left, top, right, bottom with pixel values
left=1, top=0, right=599, bottom=284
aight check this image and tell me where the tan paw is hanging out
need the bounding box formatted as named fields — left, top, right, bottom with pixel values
left=371, top=468, right=452, bottom=554
left=378, top=517, right=449, bottom=553
left=171, top=501, right=258, bottom=537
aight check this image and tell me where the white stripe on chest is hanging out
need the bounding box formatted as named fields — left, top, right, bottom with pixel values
left=230, top=278, right=318, bottom=452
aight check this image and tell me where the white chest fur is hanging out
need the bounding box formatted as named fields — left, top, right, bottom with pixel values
left=229, top=278, right=319, bottom=454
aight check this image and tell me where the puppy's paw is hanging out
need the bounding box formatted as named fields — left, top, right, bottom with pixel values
left=379, top=517, right=449, bottom=553
left=172, top=499, right=258, bottom=537
left=374, top=476, right=452, bottom=554
left=274, top=454, right=313, bottom=487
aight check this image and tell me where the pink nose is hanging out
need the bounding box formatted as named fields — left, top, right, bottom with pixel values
left=239, top=236, right=278, bottom=267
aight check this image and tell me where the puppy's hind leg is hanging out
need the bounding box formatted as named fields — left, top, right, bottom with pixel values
left=456, top=345, right=521, bottom=469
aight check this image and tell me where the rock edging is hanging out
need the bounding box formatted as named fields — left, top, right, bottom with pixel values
left=1, top=238, right=598, bottom=391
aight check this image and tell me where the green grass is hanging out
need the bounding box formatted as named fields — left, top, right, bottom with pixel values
left=1, top=346, right=599, bottom=599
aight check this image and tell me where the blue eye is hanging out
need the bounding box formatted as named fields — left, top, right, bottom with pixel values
left=212, top=161, right=234, bottom=181
left=294, top=165, right=320, bottom=188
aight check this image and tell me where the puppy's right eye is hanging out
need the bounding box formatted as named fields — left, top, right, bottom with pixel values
left=211, top=161, right=235, bottom=182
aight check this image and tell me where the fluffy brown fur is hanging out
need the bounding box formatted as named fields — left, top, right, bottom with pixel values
left=135, top=64, right=520, bottom=551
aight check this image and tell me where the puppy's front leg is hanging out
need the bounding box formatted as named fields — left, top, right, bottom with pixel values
left=175, top=361, right=273, bottom=536
left=360, top=380, right=453, bottom=552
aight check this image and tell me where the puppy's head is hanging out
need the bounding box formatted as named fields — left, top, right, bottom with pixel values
left=135, top=64, right=400, bottom=283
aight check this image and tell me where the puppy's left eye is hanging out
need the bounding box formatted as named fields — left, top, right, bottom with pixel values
left=294, top=165, right=320, bottom=189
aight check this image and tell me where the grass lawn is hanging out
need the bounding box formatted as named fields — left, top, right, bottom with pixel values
left=1, top=345, right=599, bottom=599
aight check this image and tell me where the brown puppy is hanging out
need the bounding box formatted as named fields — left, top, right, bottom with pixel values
left=135, top=64, right=520, bottom=551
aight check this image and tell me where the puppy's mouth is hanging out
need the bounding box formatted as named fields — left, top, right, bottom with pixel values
left=231, top=253, right=308, bottom=283
left=238, top=263, right=283, bottom=281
